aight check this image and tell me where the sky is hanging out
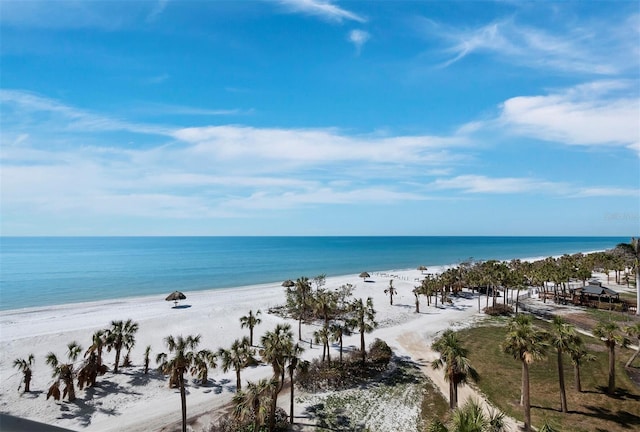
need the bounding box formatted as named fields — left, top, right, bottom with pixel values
left=0, top=0, right=639, bottom=236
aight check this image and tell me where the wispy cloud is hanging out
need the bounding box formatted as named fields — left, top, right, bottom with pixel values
left=431, top=174, right=639, bottom=199
left=348, top=29, right=370, bottom=55
left=147, top=0, right=170, bottom=22
left=421, top=14, right=636, bottom=75
left=0, top=89, right=171, bottom=137
left=274, top=0, right=366, bottom=23
left=132, top=102, right=251, bottom=117
left=432, top=175, right=564, bottom=194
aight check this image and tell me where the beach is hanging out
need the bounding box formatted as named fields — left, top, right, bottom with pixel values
left=0, top=265, right=491, bottom=431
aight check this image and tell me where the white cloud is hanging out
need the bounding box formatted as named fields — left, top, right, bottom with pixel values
left=348, top=29, right=370, bottom=54
left=497, top=80, right=640, bottom=152
left=274, top=0, right=366, bottom=23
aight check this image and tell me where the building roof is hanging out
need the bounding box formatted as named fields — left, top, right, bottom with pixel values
left=577, top=284, right=619, bottom=297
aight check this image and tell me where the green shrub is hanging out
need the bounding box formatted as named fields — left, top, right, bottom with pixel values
left=483, top=304, right=513, bottom=316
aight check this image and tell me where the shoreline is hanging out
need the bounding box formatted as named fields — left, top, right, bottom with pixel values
left=0, top=249, right=608, bottom=315
left=0, top=249, right=616, bottom=431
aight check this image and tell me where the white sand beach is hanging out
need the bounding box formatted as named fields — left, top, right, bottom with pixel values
left=1, top=266, right=506, bottom=431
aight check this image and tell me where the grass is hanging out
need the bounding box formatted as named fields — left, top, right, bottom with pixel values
left=456, top=319, right=640, bottom=432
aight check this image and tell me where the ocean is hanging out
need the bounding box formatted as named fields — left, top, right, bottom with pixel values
left=0, top=236, right=628, bottom=311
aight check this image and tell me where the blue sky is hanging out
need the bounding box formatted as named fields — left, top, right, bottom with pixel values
left=1, top=0, right=638, bottom=236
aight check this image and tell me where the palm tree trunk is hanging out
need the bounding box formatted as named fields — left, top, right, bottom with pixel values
left=449, top=380, right=455, bottom=409
left=269, top=387, right=278, bottom=432
left=180, top=373, right=187, bottom=432
left=452, top=381, right=458, bottom=409
left=114, top=346, right=121, bottom=373
left=67, top=378, right=76, bottom=402
left=289, top=371, right=295, bottom=424
left=24, top=372, right=31, bottom=393
left=249, top=327, right=254, bottom=346
left=557, top=349, right=567, bottom=412
left=608, top=343, right=616, bottom=394
left=236, top=369, right=241, bottom=391
left=523, top=361, right=531, bottom=432
left=339, top=335, right=343, bottom=363
left=361, top=329, right=366, bottom=363
left=574, top=364, right=582, bottom=392
left=298, top=317, right=302, bottom=341
left=326, top=340, right=331, bottom=364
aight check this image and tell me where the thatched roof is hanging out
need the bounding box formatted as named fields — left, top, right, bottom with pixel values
left=576, top=284, right=619, bottom=297
left=165, top=291, right=186, bottom=301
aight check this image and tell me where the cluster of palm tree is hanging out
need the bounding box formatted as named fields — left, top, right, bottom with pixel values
left=429, top=299, right=637, bottom=432
left=284, top=276, right=377, bottom=365
left=501, top=313, right=635, bottom=432
left=226, top=323, right=308, bottom=431
left=413, top=242, right=638, bottom=316
left=12, top=318, right=139, bottom=403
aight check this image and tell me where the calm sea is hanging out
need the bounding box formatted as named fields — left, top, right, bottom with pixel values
left=0, top=236, right=627, bottom=311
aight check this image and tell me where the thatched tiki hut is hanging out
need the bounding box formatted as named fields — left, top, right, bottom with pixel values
left=573, top=282, right=620, bottom=309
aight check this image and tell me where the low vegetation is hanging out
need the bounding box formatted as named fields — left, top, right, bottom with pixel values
left=455, top=319, right=640, bottom=432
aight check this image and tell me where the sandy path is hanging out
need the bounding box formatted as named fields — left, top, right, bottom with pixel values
left=397, top=330, right=521, bottom=431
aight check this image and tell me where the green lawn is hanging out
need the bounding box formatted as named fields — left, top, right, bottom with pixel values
left=455, top=319, right=640, bottom=432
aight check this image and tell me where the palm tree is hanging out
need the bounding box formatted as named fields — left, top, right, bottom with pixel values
left=240, top=309, right=262, bottom=346
left=290, top=277, right=311, bottom=340
left=286, top=343, right=307, bottom=424
left=46, top=341, right=82, bottom=402
left=329, top=321, right=351, bottom=363
left=105, top=319, right=138, bottom=373
left=384, top=280, right=397, bottom=305
left=350, top=297, right=378, bottom=363
left=567, top=343, right=595, bottom=392
left=313, top=289, right=336, bottom=329
left=84, top=329, right=106, bottom=368
left=427, top=398, right=506, bottom=432
left=13, top=354, right=34, bottom=393
left=260, top=323, right=294, bottom=431
left=502, top=314, right=548, bottom=431
left=219, top=336, right=256, bottom=392
left=413, top=287, right=421, bottom=313
left=143, top=345, right=152, bottom=374
left=432, top=329, right=479, bottom=409
left=190, top=349, right=217, bottom=385
left=233, top=378, right=277, bottom=432
left=625, top=322, right=640, bottom=367
left=593, top=320, right=629, bottom=394
left=452, top=398, right=505, bottom=432
left=549, top=316, right=579, bottom=412
left=313, top=326, right=331, bottom=363
left=157, top=334, right=201, bottom=432
left=77, top=351, right=101, bottom=390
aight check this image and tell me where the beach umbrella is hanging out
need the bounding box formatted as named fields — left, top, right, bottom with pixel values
left=418, top=265, right=428, bottom=274
left=359, top=272, right=370, bottom=281
left=282, top=279, right=295, bottom=288
left=165, top=291, right=186, bottom=307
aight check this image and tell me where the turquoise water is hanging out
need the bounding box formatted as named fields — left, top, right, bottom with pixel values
left=0, top=236, right=627, bottom=311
